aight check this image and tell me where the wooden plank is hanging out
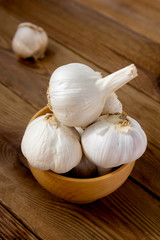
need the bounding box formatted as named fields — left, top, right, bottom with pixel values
left=1, top=0, right=160, bottom=102
left=131, top=142, right=160, bottom=197
left=0, top=2, right=159, bottom=239
left=0, top=136, right=160, bottom=240
left=0, top=204, right=39, bottom=240
left=76, top=0, right=160, bottom=44
left=0, top=8, right=160, bottom=196
left=0, top=84, right=36, bottom=148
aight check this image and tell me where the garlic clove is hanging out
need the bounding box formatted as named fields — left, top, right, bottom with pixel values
left=81, top=113, right=147, bottom=168
left=21, top=113, right=82, bottom=173
left=102, top=92, right=122, bottom=115
left=48, top=63, right=137, bottom=127
left=12, top=22, right=48, bottom=60
left=73, top=126, right=97, bottom=178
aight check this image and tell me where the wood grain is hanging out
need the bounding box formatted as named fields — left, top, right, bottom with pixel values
left=77, top=0, right=160, bottom=43
left=0, top=137, right=160, bottom=240
left=0, top=7, right=96, bottom=109
left=0, top=84, right=36, bottom=148
left=0, top=1, right=160, bottom=239
left=0, top=7, right=159, bottom=197
left=131, top=142, right=160, bottom=197
left=1, top=0, right=160, bottom=102
left=0, top=7, right=160, bottom=144
left=0, top=204, right=39, bottom=240
left=0, top=7, right=159, bottom=148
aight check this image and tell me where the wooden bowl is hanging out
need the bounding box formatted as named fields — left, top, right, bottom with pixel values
left=28, top=106, right=135, bottom=204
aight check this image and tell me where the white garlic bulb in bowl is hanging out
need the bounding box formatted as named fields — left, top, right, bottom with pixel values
left=73, top=155, right=97, bottom=178
left=48, top=63, right=137, bottom=127
left=12, top=22, right=48, bottom=60
left=21, top=113, right=82, bottom=173
left=97, top=166, right=113, bottom=176
left=82, top=113, right=147, bottom=169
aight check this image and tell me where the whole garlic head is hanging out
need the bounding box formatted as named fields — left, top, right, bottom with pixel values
left=12, top=22, right=48, bottom=60
left=102, top=92, right=122, bottom=115
left=97, top=166, right=113, bottom=176
left=82, top=113, right=147, bottom=168
left=21, top=113, right=82, bottom=173
left=73, top=155, right=97, bottom=178
left=48, top=63, right=137, bottom=127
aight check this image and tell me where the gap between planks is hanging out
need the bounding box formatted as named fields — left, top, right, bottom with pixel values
left=0, top=202, right=41, bottom=240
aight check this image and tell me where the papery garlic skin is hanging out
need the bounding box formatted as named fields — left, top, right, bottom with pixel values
left=102, top=92, right=122, bottom=115
left=82, top=113, right=147, bottom=168
left=48, top=63, right=137, bottom=127
left=75, top=127, right=84, bottom=136
left=21, top=113, right=82, bottom=173
left=12, top=22, right=48, bottom=60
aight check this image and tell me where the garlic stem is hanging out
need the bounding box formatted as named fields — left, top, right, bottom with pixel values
left=97, top=64, right=137, bottom=92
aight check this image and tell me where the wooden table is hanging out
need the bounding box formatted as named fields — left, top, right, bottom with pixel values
left=0, top=0, right=160, bottom=239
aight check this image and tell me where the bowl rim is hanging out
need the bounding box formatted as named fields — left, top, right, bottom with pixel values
left=28, top=106, right=135, bottom=183
left=29, top=162, right=133, bottom=183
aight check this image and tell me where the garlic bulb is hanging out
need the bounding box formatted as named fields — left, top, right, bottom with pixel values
left=73, top=155, right=97, bottom=178
left=48, top=63, right=137, bottom=127
left=21, top=113, right=82, bottom=173
left=102, top=92, right=122, bottom=115
left=12, top=22, right=48, bottom=60
left=82, top=113, right=147, bottom=168
left=97, top=167, right=113, bottom=176
left=73, top=127, right=97, bottom=178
